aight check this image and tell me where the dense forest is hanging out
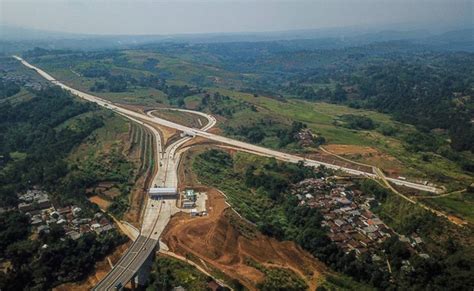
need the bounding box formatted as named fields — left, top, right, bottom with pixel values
left=0, top=86, right=103, bottom=207
left=0, top=79, right=20, bottom=99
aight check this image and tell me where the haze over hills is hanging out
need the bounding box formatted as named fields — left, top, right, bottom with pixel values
left=1, top=24, right=473, bottom=53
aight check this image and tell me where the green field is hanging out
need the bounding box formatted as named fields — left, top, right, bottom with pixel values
left=151, top=109, right=207, bottom=128
left=212, top=88, right=402, bottom=145
left=32, top=59, right=170, bottom=106
left=422, top=192, right=474, bottom=224
left=123, top=50, right=244, bottom=87
left=196, top=88, right=472, bottom=191
left=95, top=88, right=168, bottom=105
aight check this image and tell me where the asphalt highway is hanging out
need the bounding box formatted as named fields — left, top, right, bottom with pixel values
left=91, top=102, right=216, bottom=290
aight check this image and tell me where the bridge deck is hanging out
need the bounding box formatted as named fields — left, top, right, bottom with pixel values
left=93, top=235, right=158, bottom=290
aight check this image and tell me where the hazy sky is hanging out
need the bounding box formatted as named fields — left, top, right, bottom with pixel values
left=1, top=0, right=472, bottom=35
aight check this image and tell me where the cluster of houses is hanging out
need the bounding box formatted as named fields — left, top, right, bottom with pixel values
left=294, top=128, right=317, bottom=147
left=291, top=178, right=426, bottom=259
left=18, top=189, right=52, bottom=213
left=18, top=189, right=115, bottom=240
left=1, top=74, right=44, bottom=91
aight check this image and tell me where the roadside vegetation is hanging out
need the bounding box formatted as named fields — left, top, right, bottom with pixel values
left=244, top=257, right=308, bottom=290
left=421, top=190, right=474, bottom=224
left=66, top=110, right=148, bottom=219
left=147, top=256, right=214, bottom=291
left=152, top=109, right=206, bottom=128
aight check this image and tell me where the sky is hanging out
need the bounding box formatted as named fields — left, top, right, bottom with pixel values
left=0, top=0, right=472, bottom=35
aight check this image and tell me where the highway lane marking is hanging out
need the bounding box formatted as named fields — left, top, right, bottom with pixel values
left=103, top=202, right=164, bottom=290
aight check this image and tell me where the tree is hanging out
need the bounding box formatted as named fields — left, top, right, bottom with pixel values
left=332, top=84, right=347, bottom=102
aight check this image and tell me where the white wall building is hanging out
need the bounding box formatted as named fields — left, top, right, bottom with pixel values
left=149, top=187, right=177, bottom=199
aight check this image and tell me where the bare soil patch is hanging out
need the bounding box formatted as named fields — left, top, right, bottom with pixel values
left=162, top=188, right=327, bottom=290
left=324, top=144, right=403, bottom=177
left=88, top=195, right=111, bottom=210
left=153, top=123, right=178, bottom=145
left=306, top=151, right=374, bottom=173
left=325, top=144, right=378, bottom=155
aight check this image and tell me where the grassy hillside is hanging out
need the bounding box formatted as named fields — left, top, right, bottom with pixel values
left=422, top=191, right=474, bottom=224
left=67, top=112, right=140, bottom=217
left=190, top=89, right=472, bottom=191
left=147, top=256, right=211, bottom=291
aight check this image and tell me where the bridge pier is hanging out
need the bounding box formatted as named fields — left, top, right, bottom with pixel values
left=135, top=244, right=158, bottom=287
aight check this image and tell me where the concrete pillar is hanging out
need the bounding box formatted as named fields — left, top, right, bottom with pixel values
left=136, top=244, right=158, bottom=286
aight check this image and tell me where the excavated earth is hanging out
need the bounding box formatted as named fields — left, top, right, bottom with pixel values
left=162, top=187, right=328, bottom=290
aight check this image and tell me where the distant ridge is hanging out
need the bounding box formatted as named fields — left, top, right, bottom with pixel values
left=1, top=24, right=473, bottom=52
